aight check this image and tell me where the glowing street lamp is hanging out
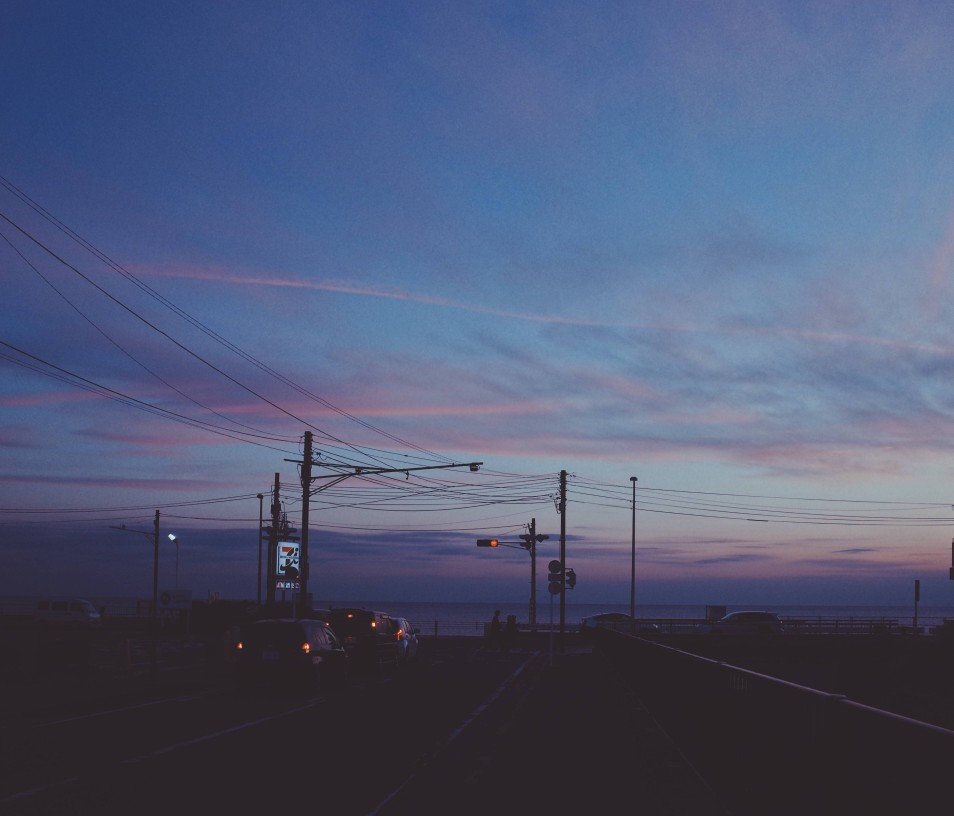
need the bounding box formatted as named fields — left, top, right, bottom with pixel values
left=167, top=533, right=179, bottom=589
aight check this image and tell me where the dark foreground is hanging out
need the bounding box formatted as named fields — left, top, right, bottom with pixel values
left=0, top=632, right=725, bottom=816
left=1, top=627, right=952, bottom=815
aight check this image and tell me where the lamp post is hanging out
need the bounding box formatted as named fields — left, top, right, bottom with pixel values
left=630, top=476, right=638, bottom=626
left=167, top=533, right=179, bottom=589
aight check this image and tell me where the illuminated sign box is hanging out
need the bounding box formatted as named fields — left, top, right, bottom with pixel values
left=276, top=541, right=300, bottom=580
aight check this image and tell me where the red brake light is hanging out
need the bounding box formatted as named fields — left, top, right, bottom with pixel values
left=396, top=628, right=404, bottom=641
left=236, top=641, right=244, bottom=650
left=301, top=642, right=311, bottom=654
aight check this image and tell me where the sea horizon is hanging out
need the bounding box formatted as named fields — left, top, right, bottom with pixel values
left=3, top=595, right=953, bottom=635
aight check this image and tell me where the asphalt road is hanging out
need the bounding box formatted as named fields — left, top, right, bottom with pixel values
left=0, top=634, right=726, bottom=816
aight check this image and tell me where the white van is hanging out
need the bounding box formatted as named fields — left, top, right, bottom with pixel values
left=34, top=598, right=102, bottom=627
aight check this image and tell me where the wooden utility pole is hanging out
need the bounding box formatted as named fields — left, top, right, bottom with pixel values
left=256, top=493, right=264, bottom=605
left=529, top=517, right=538, bottom=625
left=289, top=440, right=483, bottom=618
left=299, top=431, right=313, bottom=615
left=559, top=469, right=567, bottom=653
left=267, top=472, right=280, bottom=605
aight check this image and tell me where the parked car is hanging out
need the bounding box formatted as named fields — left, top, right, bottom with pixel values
left=34, top=598, right=102, bottom=628
left=392, top=616, right=420, bottom=663
left=580, top=612, right=637, bottom=633
left=326, top=607, right=402, bottom=669
left=703, top=610, right=784, bottom=637
left=233, top=618, right=349, bottom=691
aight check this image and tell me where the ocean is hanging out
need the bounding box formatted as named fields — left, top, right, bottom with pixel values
left=4, top=595, right=953, bottom=637
left=313, top=599, right=954, bottom=637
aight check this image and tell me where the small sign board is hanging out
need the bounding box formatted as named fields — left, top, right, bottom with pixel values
left=158, top=589, right=192, bottom=610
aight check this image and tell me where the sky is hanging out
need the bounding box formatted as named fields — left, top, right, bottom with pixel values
left=3, top=1, right=954, bottom=610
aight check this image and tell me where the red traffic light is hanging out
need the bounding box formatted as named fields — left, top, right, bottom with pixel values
left=476, top=538, right=499, bottom=547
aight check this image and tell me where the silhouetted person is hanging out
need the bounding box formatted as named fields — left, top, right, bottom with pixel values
left=490, top=609, right=502, bottom=649
left=504, top=614, right=518, bottom=651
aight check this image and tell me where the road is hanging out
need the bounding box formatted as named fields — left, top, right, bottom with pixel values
left=1, top=637, right=504, bottom=814
left=0, top=634, right=725, bottom=816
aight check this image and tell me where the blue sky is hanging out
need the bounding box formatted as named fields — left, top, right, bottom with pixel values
left=3, top=1, right=954, bottom=608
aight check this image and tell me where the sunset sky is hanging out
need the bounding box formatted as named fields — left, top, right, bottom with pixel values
left=4, top=1, right=954, bottom=609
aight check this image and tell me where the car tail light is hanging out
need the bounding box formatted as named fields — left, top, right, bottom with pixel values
left=236, top=641, right=244, bottom=650
left=396, top=627, right=404, bottom=641
left=300, top=642, right=311, bottom=654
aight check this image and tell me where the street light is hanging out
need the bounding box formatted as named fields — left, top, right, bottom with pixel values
left=630, top=476, right=638, bottom=627
left=167, top=533, right=179, bottom=589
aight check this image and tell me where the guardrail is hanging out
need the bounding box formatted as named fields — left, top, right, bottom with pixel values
left=595, top=628, right=954, bottom=815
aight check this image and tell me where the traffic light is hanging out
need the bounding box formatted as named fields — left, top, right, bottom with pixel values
left=547, top=560, right=577, bottom=593
left=476, top=539, right=499, bottom=547
left=518, top=534, right=532, bottom=549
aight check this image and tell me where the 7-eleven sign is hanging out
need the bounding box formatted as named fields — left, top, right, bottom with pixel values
left=276, top=541, right=300, bottom=580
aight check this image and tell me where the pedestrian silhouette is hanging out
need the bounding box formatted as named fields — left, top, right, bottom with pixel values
left=490, top=609, right=502, bottom=649
left=504, top=614, right=518, bottom=651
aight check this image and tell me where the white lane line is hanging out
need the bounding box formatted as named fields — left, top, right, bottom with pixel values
left=3, top=697, right=324, bottom=803
left=37, top=696, right=196, bottom=727
left=3, top=777, right=79, bottom=803
left=367, top=652, right=540, bottom=816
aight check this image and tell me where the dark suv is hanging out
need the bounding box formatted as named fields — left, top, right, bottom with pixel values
left=326, top=607, right=401, bottom=670
left=234, top=618, right=349, bottom=690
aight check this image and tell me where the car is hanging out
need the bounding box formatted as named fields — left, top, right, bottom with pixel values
left=580, top=612, right=637, bottom=633
left=392, top=616, right=420, bottom=663
left=233, top=618, right=349, bottom=691
left=326, top=607, right=402, bottom=670
left=703, top=610, right=784, bottom=637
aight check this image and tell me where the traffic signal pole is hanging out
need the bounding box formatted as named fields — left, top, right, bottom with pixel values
left=478, top=520, right=548, bottom=625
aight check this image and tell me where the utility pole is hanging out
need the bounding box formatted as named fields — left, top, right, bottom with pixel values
left=559, top=469, right=567, bottom=653
left=299, top=431, right=313, bottom=616
left=109, top=512, right=163, bottom=680
left=267, top=473, right=280, bottom=606
left=529, top=517, right=538, bottom=625
left=256, top=493, right=264, bottom=605
left=289, top=439, right=483, bottom=617
left=152, top=509, right=160, bottom=637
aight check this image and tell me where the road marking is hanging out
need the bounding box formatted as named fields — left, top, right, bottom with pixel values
left=3, top=697, right=325, bottom=803
left=366, top=651, right=541, bottom=816
left=2, top=777, right=79, bottom=803
left=37, top=696, right=196, bottom=727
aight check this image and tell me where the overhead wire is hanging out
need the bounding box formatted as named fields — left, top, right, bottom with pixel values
left=0, top=175, right=456, bottom=467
